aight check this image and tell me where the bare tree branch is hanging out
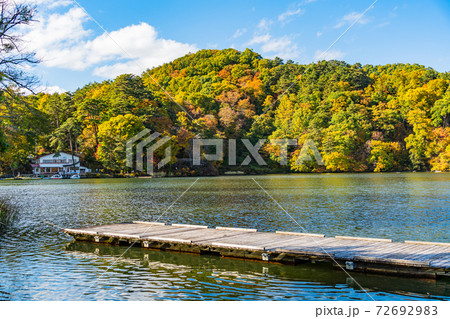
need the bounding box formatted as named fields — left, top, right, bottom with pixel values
left=0, top=0, right=40, bottom=92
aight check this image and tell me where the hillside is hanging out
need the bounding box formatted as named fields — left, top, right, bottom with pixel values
left=1, top=48, right=450, bottom=175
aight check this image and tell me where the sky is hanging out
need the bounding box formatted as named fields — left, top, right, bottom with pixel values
left=16, top=0, right=450, bottom=93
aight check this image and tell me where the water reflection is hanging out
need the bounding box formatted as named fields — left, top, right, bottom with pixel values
left=65, top=242, right=450, bottom=301
left=0, top=173, right=449, bottom=300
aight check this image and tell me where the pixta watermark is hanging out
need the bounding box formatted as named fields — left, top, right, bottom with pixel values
left=126, top=130, right=324, bottom=174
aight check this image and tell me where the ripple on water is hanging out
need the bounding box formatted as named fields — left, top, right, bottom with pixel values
left=0, top=174, right=449, bottom=300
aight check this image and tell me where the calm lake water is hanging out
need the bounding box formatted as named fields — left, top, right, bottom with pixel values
left=0, top=173, right=449, bottom=300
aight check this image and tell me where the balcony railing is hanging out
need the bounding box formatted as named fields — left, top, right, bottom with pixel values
left=41, top=159, right=74, bottom=164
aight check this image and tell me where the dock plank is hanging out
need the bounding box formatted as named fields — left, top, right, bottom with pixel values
left=145, top=228, right=248, bottom=244
left=64, top=223, right=450, bottom=278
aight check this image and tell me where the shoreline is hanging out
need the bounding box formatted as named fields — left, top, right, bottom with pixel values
left=0, top=170, right=448, bottom=181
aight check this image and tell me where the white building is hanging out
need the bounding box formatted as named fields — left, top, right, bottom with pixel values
left=32, top=152, right=91, bottom=176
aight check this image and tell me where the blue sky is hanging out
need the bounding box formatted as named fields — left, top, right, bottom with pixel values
left=21, top=0, right=450, bottom=93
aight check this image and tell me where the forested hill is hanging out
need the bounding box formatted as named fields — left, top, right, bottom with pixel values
left=1, top=48, right=450, bottom=175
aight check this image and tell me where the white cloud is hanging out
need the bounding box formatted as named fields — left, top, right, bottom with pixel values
left=245, top=4, right=311, bottom=61
left=257, top=18, right=273, bottom=31
left=334, top=11, right=370, bottom=29
left=247, top=34, right=271, bottom=45
left=247, top=33, right=300, bottom=60
left=316, top=31, right=323, bottom=37
left=20, top=84, right=67, bottom=95
left=23, top=7, right=93, bottom=69
left=22, top=4, right=197, bottom=79
left=246, top=13, right=302, bottom=60
left=314, top=49, right=345, bottom=61
left=91, top=24, right=197, bottom=78
left=38, top=85, right=67, bottom=94
left=375, top=21, right=390, bottom=29
left=278, top=8, right=302, bottom=22
left=261, top=36, right=289, bottom=52
left=232, top=28, right=246, bottom=39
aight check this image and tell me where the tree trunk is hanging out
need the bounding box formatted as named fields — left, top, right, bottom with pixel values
left=56, top=111, right=60, bottom=128
left=92, top=121, right=99, bottom=148
left=69, top=130, right=76, bottom=173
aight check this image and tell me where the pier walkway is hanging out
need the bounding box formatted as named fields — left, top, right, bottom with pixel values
left=64, top=222, right=450, bottom=278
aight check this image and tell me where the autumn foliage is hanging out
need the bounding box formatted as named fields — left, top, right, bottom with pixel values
left=1, top=48, right=450, bottom=175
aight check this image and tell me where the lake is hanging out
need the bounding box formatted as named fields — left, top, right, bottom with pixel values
left=0, top=173, right=449, bottom=300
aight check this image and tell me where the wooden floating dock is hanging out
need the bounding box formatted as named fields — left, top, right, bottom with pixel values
left=64, top=222, right=450, bottom=279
